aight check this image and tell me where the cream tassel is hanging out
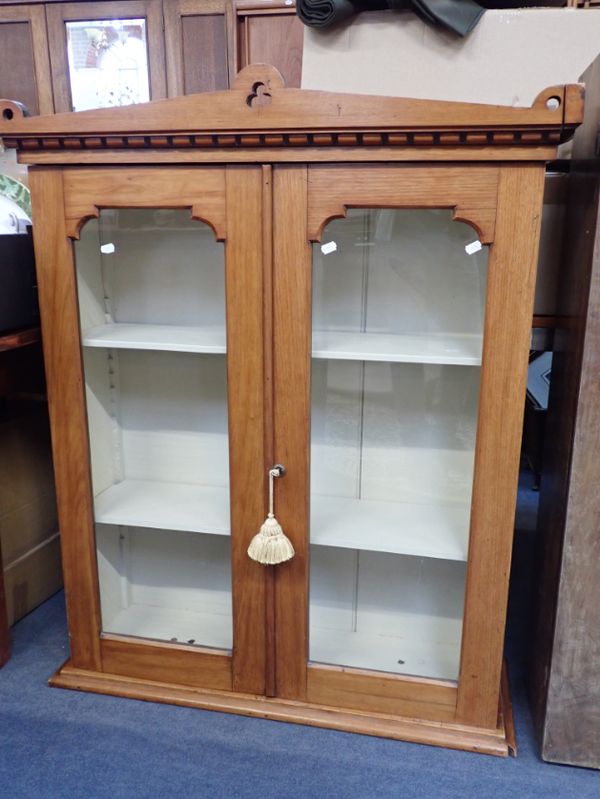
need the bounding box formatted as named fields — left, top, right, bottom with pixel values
left=247, top=466, right=295, bottom=565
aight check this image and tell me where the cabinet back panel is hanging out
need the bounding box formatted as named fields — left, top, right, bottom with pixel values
left=310, top=546, right=465, bottom=680
left=76, top=210, right=225, bottom=330
left=311, top=360, right=479, bottom=506
left=313, top=210, right=487, bottom=340
left=97, top=524, right=232, bottom=650
left=84, top=349, right=229, bottom=490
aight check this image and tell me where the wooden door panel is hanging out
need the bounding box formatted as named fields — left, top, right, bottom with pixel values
left=273, top=162, right=540, bottom=726
left=32, top=165, right=267, bottom=692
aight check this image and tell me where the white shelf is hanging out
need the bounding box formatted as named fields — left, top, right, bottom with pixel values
left=95, top=479, right=230, bottom=536
left=105, top=603, right=232, bottom=651
left=83, top=324, right=227, bottom=354
left=310, top=624, right=460, bottom=681
left=82, top=323, right=481, bottom=365
left=95, top=480, right=467, bottom=561
left=312, top=330, right=482, bottom=366
left=311, top=494, right=470, bottom=561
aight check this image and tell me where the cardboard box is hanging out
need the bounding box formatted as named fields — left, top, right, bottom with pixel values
left=302, top=9, right=600, bottom=105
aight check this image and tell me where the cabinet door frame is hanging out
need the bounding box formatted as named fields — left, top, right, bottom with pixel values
left=272, top=162, right=545, bottom=728
left=46, top=0, right=167, bottom=113
left=0, top=3, right=53, bottom=115
left=30, top=164, right=268, bottom=695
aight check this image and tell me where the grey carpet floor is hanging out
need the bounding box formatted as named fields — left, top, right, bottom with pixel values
left=1, top=472, right=598, bottom=797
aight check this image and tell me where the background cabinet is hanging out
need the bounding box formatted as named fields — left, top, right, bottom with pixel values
left=0, top=0, right=301, bottom=114
left=0, top=66, right=582, bottom=755
left=0, top=4, right=53, bottom=114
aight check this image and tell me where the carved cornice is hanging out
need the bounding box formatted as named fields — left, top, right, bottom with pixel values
left=0, top=65, right=584, bottom=160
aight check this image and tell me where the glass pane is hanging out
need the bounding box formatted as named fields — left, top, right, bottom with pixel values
left=66, top=19, right=149, bottom=111
left=75, top=209, right=231, bottom=650
left=309, top=209, right=488, bottom=681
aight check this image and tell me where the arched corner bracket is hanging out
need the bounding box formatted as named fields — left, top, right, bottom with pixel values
left=190, top=205, right=226, bottom=241
left=309, top=203, right=350, bottom=243
left=309, top=204, right=495, bottom=245
left=66, top=208, right=100, bottom=240
left=452, top=207, right=495, bottom=245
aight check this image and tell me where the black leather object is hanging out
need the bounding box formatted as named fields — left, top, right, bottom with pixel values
left=297, top=0, right=483, bottom=37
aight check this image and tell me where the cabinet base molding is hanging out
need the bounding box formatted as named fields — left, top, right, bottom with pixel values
left=50, top=660, right=514, bottom=757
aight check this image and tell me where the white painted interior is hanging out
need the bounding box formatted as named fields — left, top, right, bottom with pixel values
left=76, top=210, right=232, bottom=650
left=309, top=209, right=485, bottom=679
left=76, top=206, right=483, bottom=679
left=309, top=546, right=465, bottom=680
left=97, top=524, right=232, bottom=649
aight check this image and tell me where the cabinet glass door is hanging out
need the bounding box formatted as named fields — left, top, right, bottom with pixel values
left=309, top=208, right=488, bottom=681
left=75, top=208, right=232, bottom=651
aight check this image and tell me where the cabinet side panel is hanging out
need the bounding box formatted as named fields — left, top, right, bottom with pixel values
left=29, top=167, right=102, bottom=671
left=457, top=165, right=545, bottom=728
left=226, top=166, right=267, bottom=695
left=273, top=165, right=311, bottom=700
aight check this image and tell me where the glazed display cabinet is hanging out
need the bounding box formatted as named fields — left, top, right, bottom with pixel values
left=0, top=66, right=582, bottom=755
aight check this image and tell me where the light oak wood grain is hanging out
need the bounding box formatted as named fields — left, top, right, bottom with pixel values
left=101, top=635, right=232, bottom=691
left=261, top=164, right=277, bottom=698
left=272, top=165, right=310, bottom=700
left=307, top=664, right=457, bottom=722
left=50, top=660, right=511, bottom=756
left=62, top=167, right=226, bottom=239
left=29, top=167, right=102, bottom=671
left=226, top=166, right=268, bottom=696
left=14, top=146, right=560, bottom=166
left=456, top=165, right=546, bottom=729
left=0, top=65, right=582, bottom=145
left=307, top=164, right=499, bottom=243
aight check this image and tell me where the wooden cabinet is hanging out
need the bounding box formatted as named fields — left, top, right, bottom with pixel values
left=233, top=0, right=303, bottom=86
left=0, top=4, right=53, bottom=115
left=530, top=55, right=600, bottom=769
left=0, top=65, right=582, bottom=755
left=46, top=0, right=167, bottom=112
left=164, top=0, right=231, bottom=96
left=0, top=0, right=299, bottom=114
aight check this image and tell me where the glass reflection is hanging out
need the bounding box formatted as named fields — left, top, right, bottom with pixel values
left=66, top=19, right=149, bottom=112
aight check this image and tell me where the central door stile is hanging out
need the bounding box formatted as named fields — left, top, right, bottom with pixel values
left=262, top=164, right=277, bottom=698
left=227, top=165, right=269, bottom=696
left=272, top=165, right=311, bottom=700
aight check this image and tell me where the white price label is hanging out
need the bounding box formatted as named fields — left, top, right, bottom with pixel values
left=465, top=240, right=482, bottom=255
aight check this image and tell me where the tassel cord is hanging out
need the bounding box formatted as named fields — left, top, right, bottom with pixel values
left=268, top=467, right=278, bottom=519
